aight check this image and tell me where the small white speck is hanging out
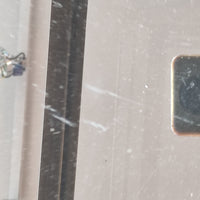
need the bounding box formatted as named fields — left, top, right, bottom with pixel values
left=50, top=128, right=55, bottom=132
left=190, top=81, right=195, bottom=88
left=53, top=131, right=61, bottom=135
left=139, top=24, right=144, bottom=29
left=52, top=20, right=57, bottom=24
left=117, top=18, right=122, bottom=24
left=190, top=193, right=193, bottom=197
left=9, top=34, right=15, bottom=38
left=127, top=149, right=132, bottom=154
left=172, top=8, right=177, bottom=13
left=32, top=83, right=38, bottom=87
left=145, top=84, right=149, bottom=89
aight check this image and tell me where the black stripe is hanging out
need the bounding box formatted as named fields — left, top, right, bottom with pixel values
left=38, top=0, right=88, bottom=199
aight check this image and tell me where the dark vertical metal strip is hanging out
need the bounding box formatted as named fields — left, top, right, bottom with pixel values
left=60, top=1, right=88, bottom=199
left=38, top=0, right=88, bottom=199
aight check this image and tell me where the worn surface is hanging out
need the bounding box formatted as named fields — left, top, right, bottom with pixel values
left=18, top=0, right=51, bottom=199
left=0, top=0, right=30, bottom=199
left=75, top=0, right=200, bottom=200
left=172, top=56, right=200, bottom=134
left=38, top=0, right=88, bottom=200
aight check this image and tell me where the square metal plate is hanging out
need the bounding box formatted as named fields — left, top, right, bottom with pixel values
left=172, top=56, right=200, bottom=135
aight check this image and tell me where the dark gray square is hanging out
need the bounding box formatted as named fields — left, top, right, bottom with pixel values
left=172, top=55, right=200, bottom=135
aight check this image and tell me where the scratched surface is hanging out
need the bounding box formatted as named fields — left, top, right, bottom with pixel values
left=74, top=0, right=200, bottom=199
left=0, top=0, right=30, bottom=199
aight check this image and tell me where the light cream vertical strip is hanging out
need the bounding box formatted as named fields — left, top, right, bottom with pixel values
left=8, top=0, right=31, bottom=198
left=18, top=0, right=51, bottom=199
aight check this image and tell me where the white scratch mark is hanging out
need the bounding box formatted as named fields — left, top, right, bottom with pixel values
left=50, top=128, right=55, bottom=132
left=83, top=119, right=108, bottom=132
left=52, top=114, right=77, bottom=127
left=139, top=24, right=144, bottom=29
left=127, top=148, right=132, bottom=154
left=52, top=1, right=63, bottom=8
left=53, top=131, right=61, bottom=135
left=32, top=83, right=38, bottom=87
left=32, top=83, right=47, bottom=95
left=44, top=105, right=77, bottom=127
left=45, top=105, right=57, bottom=113
left=86, top=84, right=141, bottom=105
left=52, top=20, right=57, bottom=24
left=9, top=34, right=16, bottom=39
left=181, top=77, right=187, bottom=86
left=174, top=115, right=200, bottom=126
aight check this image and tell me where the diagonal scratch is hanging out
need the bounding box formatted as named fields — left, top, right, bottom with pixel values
left=86, top=84, right=142, bottom=105
left=52, top=114, right=77, bottom=127
left=174, top=115, right=200, bottom=126
left=82, top=119, right=108, bottom=132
